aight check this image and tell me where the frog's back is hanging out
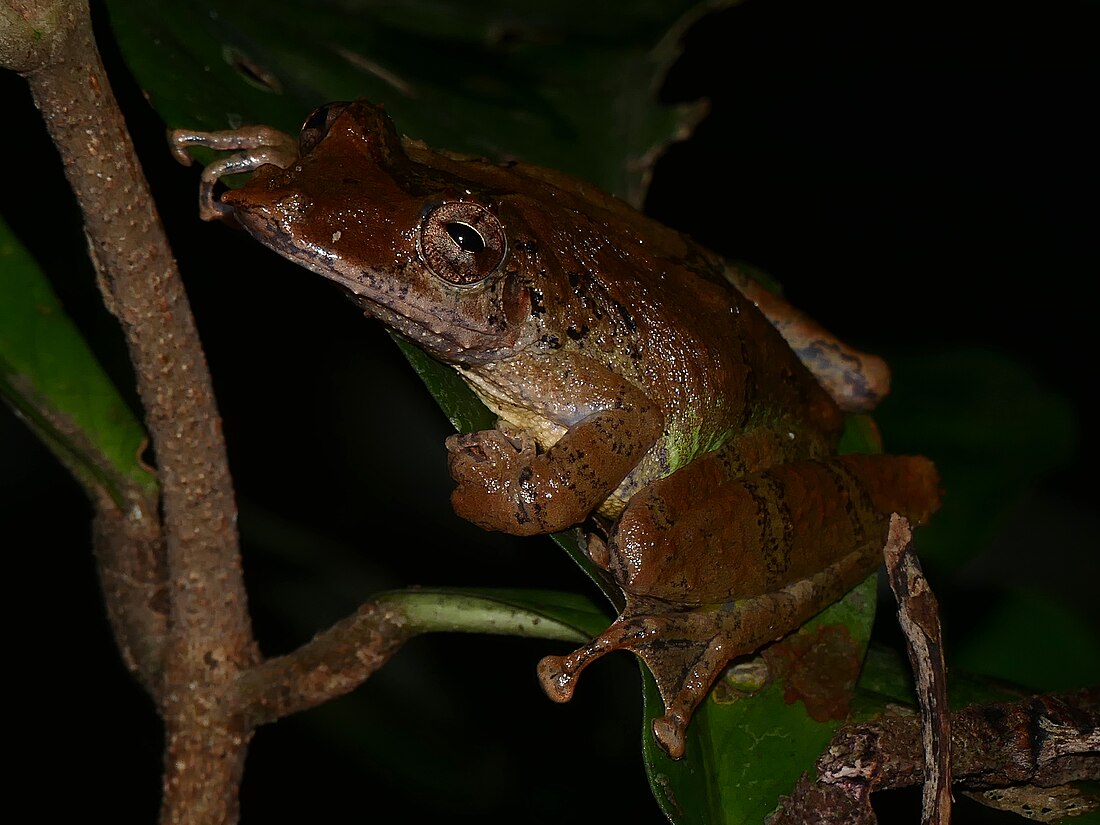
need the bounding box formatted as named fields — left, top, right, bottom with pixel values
left=409, top=140, right=843, bottom=490
left=500, top=162, right=841, bottom=435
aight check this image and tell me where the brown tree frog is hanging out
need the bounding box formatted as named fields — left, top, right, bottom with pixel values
left=171, top=101, right=940, bottom=758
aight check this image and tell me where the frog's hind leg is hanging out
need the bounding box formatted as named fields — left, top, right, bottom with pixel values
left=535, top=591, right=795, bottom=759
left=539, top=602, right=731, bottom=759
left=539, top=597, right=697, bottom=700
left=541, top=454, right=942, bottom=759
left=539, top=545, right=889, bottom=759
left=643, top=549, right=875, bottom=758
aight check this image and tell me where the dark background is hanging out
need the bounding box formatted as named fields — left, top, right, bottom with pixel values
left=2, top=0, right=1095, bottom=821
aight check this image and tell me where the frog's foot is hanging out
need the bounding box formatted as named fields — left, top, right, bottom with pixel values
left=537, top=601, right=667, bottom=703
left=538, top=551, right=872, bottom=758
left=538, top=596, right=749, bottom=759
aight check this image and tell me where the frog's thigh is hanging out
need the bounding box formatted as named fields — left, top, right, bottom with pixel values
left=723, top=263, right=891, bottom=412
left=609, top=453, right=940, bottom=605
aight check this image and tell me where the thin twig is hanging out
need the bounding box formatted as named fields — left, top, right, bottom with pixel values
left=885, top=514, right=952, bottom=825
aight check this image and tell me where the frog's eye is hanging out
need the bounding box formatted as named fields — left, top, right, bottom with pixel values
left=418, top=202, right=507, bottom=285
left=299, top=101, right=352, bottom=154
left=445, top=222, right=485, bottom=254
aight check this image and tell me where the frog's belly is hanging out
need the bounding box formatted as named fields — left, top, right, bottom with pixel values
left=454, top=362, right=566, bottom=437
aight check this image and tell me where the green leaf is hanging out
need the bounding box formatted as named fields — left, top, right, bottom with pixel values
left=376, top=586, right=610, bottom=641
left=107, top=0, right=735, bottom=203
left=856, top=643, right=1026, bottom=711
left=393, top=335, right=495, bottom=434
left=0, top=215, right=155, bottom=504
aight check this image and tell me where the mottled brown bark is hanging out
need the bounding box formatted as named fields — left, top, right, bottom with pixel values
left=10, top=2, right=256, bottom=821
left=241, top=600, right=413, bottom=727
left=768, top=773, right=878, bottom=825
left=885, top=515, right=951, bottom=825
left=772, top=688, right=1100, bottom=823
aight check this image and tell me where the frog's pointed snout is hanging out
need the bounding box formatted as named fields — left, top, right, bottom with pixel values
left=222, top=168, right=309, bottom=218
left=201, top=164, right=289, bottom=224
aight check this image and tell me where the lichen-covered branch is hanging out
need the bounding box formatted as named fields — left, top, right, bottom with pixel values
left=823, top=687, right=1100, bottom=792
left=771, top=687, right=1100, bottom=823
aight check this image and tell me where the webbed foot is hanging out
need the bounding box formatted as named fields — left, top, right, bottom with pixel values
left=537, top=549, right=874, bottom=758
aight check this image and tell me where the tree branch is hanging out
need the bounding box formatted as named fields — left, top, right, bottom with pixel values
left=772, top=688, right=1100, bottom=823
left=93, top=486, right=169, bottom=694
left=4, top=2, right=257, bottom=821
left=240, top=600, right=413, bottom=727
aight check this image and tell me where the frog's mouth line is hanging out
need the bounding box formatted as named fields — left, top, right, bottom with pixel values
left=233, top=209, right=518, bottom=363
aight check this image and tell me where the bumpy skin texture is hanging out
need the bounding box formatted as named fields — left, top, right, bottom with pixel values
left=173, top=101, right=940, bottom=757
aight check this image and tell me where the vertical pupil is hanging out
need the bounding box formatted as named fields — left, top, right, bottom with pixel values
left=304, top=105, right=335, bottom=132
left=445, top=222, right=485, bottom=253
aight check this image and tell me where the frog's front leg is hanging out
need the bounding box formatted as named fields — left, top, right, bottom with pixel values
left=446, top=354, right=665, bottom=535
left=447, top=401, right=663, bottom=535
left=168, top=126, right=298, bottom=220
left=539, top=453, right=941, bottom=758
